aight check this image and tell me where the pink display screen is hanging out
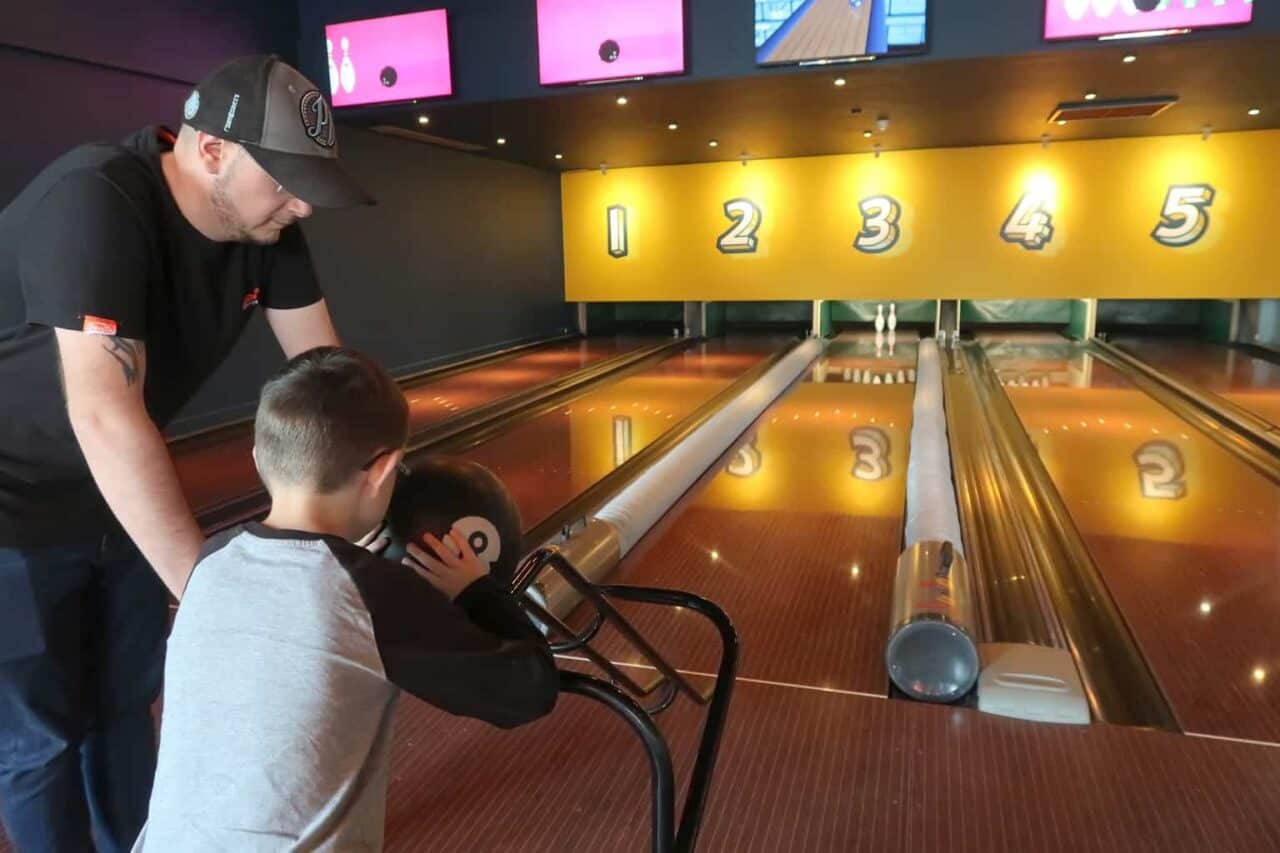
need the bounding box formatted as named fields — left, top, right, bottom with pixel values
left=1044, top=0, right=1253, bottom=41
left=325, top=10, right=452, bottom=107
left=537, top=0, right=685, bottom=85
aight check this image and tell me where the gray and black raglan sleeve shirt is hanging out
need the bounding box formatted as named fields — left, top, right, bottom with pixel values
left=134, top=522, right=558, bottom=852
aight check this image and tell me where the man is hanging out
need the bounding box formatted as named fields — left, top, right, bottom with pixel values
left=0, top=55, right=373, bottom=852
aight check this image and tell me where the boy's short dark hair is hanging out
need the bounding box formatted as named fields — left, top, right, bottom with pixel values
left=254, top=347, right=409, bottom=493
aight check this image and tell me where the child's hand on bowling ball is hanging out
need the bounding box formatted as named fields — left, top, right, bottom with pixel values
left=404, top=530, right=487, bottom=601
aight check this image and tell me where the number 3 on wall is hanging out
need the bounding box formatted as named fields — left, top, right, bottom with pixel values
left=1151, top=185, right=1214, bottom=248
left=854, top=195, right=901, bottom=254
left=717, top=198, right=762, bottom=254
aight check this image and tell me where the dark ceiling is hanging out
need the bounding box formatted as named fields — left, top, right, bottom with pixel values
left=346, top=34, right=1280, bottom=173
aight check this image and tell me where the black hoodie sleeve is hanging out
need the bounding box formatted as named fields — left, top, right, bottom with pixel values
left=332, top=541, right=558, bottom=729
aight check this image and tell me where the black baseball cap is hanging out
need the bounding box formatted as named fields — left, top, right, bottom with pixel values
left=183, top=55, right=374, bottom=208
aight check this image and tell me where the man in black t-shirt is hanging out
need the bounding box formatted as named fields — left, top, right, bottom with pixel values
left=0, top=56, right=373, bottom=852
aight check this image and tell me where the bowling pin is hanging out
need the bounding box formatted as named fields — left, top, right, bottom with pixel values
left=885, top=372, right=894, bottom=385
left=327, top=39, right=339, bottom=95
left=887, top=302, right=898, bottom=332
left=887, top=329, right=896, bottom=356
left=872, top=374, right=882, bottom=385
left=875, top=329, right=884, bottom=356
left=874, top=303, right=886, bottom=333
left=340, top=36, right=356, bottom=94
left=843, top=367, right=852, bottom=381
left=897, top=369, right=906, bottom=383
left=907, top=368, right=916, bottom=383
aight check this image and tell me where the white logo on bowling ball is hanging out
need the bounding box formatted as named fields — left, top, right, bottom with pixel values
left=447, top=516, right=502, bottom=567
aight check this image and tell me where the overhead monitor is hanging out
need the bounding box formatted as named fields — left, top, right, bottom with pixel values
left=1044, top=0, right=1253, bottom=41
left=755, top=0, right=928, bottom=66
left=325, top=9, right=452, bottom=107
left=537, top=0, right=686, bottom=85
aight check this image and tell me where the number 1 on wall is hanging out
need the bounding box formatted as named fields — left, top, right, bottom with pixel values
left=607, top=205, right=628, bottom=258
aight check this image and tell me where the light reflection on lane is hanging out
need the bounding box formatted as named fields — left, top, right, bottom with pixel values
left=983, top=337, right=1280, bottom=745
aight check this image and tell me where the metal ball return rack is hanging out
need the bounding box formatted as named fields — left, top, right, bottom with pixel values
left=510, top=546, right=739, bottom=853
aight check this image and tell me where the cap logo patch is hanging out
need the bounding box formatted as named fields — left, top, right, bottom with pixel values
left=224, top=93, right=240, bottom=133
left=300, top=91, right=336, bottom=149
left=183, top=90, right=200, bottom=121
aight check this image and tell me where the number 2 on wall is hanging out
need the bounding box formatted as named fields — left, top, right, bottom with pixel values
left=717, top=198, right=762, bottom=254
left=854, top=195, right=902, bottom=254
left=1151, top=185, right=1214, bottom=248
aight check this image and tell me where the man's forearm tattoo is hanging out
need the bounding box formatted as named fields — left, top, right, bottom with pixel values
left=101, top=337, right=141, bottom=386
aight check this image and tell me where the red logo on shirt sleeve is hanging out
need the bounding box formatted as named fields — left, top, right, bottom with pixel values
left=242, top=288, right=261, bottom=310
left=81, top=315, right=119, bottom=336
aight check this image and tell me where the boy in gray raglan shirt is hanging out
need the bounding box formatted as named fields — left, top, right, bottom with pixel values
left=133, top=347, right=558, bottom=851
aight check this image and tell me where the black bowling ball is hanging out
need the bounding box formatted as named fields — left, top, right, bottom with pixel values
left=380, top=65, right=398, bottom=87
left=385, top=457, right=523, bottom=586
left=599, top=39, right=620, bottom=63
left=1134, top=0, right=1160, bottom=10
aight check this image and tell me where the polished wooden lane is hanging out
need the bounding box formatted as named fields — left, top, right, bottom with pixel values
left=989, top=341, right=1280, bottom=745
left=1110, top=336, right=1280, bottom=427
left=171, top=336, right=660, bottom=517
left=454, top=336, right=787, bottom=540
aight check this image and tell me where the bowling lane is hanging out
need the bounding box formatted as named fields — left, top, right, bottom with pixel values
left=983, top=337, right=1280, bottom=745
left=1111, top=335, right=1280, bottom=427
left=573, top=332, right=918, bottom=695
left=172, top=336, right=659, bottom=519
left=451, top=335, right=792, bottom=540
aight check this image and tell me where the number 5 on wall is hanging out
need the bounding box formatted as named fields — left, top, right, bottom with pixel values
left=1151, top=185, right=1214, bottom=248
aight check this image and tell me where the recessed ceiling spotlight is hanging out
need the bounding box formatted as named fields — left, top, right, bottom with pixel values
left=1084, top=90, right=1098, bottom=101
left=616, top=96, right=628, bottom=106
left=1056, top=119, right=1067, bottom=126
left=863, top=130, right=873, bottom=138
left=554, top=153, right=564, bottom=160
left=417, top=115, right=430, bottom=125
left=834, top=77, right=846, bottom=87
left=708, top=139, right=718, bottom=147
left=496, top=137, right=507, bottom=145
left=667, top=122, right=679, bottom=130
left=1247, top=107, right=1261, bottom=116
left=1123, top=54, right=1137, bottom=63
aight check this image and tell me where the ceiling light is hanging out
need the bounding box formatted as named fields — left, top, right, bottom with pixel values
left=708, top=139, right=718, bottom=147
left=667, top=122, right=679, bottom=130
left=1056, top=119, right=1067, bottom=126
left=616, top=96, right=628, bottom=106
left=863, top=130, right=873, bottom=138
left=496, top=137, right=507, bottom=145
left=1084, top=91, right=1098, bottom=101
left=554, top=153, right=563, bottom=160
left=1247, top=107, right=1261, bottom=116
left=1199, top=600, right=1212, bottom=615
left=710, top=550, right=720, bottom=561
left=834, top=77, right=846, bottom=87
left=417, top=115, right=430, bottom=125
left=1122, top=54, right=1137, bottom=63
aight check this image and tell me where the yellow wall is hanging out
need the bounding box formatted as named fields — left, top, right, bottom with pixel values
left=562, top=129, right=1280, bottom=301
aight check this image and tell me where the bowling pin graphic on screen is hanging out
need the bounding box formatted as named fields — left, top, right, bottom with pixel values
left=324, top=10, right=453, bottom=107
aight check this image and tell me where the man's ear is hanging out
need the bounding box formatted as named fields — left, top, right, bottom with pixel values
left=250, top=444, right=259, bottom=474
left=195, top=131, right=230, bottom=177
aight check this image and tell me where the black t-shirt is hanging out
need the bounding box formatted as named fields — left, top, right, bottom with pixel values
left=0, top=126, right=322, bottom=547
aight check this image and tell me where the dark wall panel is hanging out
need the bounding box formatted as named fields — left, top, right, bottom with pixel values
left=1, top=48, right=190, bottom=204
left=0, top=0, right=297, bottom=83
left=170, top=127, right=572, bottom=434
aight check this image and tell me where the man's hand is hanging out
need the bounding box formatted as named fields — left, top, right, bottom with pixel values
left=404, top=530, right=488, bottom=601
left=55, top=328, right=203, bottom=597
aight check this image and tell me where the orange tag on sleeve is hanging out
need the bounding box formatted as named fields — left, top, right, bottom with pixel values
left=242, top=288, right=261, bottom=310
left=81, top=315, right=119, bottom=336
